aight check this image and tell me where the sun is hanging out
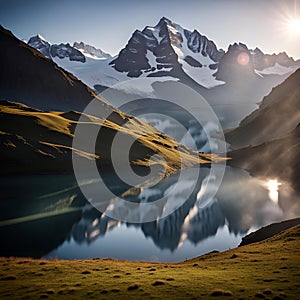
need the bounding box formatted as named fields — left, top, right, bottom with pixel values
left=285, top=18, right=300, bottom=35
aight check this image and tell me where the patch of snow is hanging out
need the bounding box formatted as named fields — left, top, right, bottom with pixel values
left=73, top=42, right=111, bottom=59
left=167, top=24, right=180, bottom=36
left=257, top=62, right=297, bottom=76
left=181, top=60, right=225, bottom=88
left=174, top=24, right=212, bottom=65
left=172, top=45, right=184, bottom=58
left=78, top=50, right=107, bottom=60
left=167, top=23, right=224, bottom=88
left=147, top=26, right=163, bottom=43
left=53, top=56, right=128, bottom=88
left=146, top=50, right=157, bottom=68
left=37, top=34, right=47, bottom=42
left=111, top=76, right=178, bottom=97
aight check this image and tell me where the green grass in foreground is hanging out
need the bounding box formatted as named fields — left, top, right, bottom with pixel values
left=0, top=225, right=299, bottom=299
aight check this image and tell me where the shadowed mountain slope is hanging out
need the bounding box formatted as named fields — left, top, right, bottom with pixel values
left=0, top=25, right=101, bottom=112
left=226, top=68, right=300, bottom=149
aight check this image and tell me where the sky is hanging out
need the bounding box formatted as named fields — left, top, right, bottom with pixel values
left=1, top=0, right=300, bottom=59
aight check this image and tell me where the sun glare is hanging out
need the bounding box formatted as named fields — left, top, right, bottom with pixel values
left=286, top=18, right=300, bottom=35
left=276, top=0, right=300, bottom=42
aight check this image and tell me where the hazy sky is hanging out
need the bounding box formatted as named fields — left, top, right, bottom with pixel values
left=1, top=0, right=300, bottom=59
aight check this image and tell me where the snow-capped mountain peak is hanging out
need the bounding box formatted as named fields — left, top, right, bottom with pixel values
left=28, top=35, right=51, bottom=58
left=36, top=34, right=47, bottom=42
left=109, top=17, right=225, bottom=88
left=152, top=17, right=224, bottom=62
left=28, top=35, right=112, bottom=63
left=158, top=16, right=173, bottom=26
left=28, top=35, right=85, bottom=62
left=73, top=41, right=111, bottom=60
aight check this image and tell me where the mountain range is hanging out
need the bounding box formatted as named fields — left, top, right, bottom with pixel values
left=0, top=24, right=212, bottom=176
left=109, top=17, right=298, bottom=86
left=26, top=17, right=300, bottom=129
left=27, top=35, right=111, bottom=62
left=28, top=17, right=299, bottom=89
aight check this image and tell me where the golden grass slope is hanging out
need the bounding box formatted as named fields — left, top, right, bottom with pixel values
left=0, top=224, right=299, bottom=299
left=0, top=101, right=222, bottom=175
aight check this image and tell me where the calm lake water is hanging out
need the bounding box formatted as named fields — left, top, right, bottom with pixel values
left=1, top=166, right=299, bottom=262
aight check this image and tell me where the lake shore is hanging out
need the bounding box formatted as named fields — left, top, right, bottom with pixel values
left=0, top=224, right=299, bottom=299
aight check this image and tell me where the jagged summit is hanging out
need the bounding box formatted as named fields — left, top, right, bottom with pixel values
left=28, top=34, right=85, bottom=62
left=36, top=34, right=47, bottom=42
left=28, top=35, right=112, bottom=63
left=155, top=16, right=173, bottom=27
left=109, top=17, right=225, bottom=87
left=150, top=17, right=224, bottom=62
left=28, top=35, right=51, bottom=58
left=107, top=17, right=299, bottom=88
left=73, top=41, right=111, bottom=59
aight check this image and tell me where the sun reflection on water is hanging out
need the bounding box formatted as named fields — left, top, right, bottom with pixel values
left=266, top=179, right=282, bottom=203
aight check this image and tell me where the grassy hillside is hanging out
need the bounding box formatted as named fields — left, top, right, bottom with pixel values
left=0, top=101, right=217, bottom=175
left=0, top=224, right=299, bottom=299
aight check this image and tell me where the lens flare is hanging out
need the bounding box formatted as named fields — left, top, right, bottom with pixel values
left=237, top=52, right=250, bottom=66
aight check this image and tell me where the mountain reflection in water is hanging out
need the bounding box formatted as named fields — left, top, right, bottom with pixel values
left=1, top=166, right=299, bottom=261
